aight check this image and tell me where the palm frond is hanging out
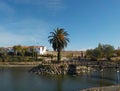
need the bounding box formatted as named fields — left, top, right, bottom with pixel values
left=48, top=27, right=70, bottom=51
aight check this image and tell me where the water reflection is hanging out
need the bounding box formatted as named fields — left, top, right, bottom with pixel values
left=0, top=67, right=119, bottom=91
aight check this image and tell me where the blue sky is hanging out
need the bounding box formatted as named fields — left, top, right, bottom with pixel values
left=0, top=0, right=120, bottom=50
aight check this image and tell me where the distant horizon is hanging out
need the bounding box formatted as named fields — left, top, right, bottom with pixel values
left=0, top=43, right=119, bottom=51
left=0, top=0, right=120, bottom=50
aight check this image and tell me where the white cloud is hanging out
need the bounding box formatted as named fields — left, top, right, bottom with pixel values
left=6, top=19, right=51, bottom=37
left=0, top=26, right=34, bottom=47
left=0, top=19, right=53, bottom=47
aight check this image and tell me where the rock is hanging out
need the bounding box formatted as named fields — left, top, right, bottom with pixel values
left=30, top=64, right=94, bottom=75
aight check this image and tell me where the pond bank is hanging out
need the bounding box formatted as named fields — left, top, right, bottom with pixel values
left=0, top=62, right=42, bottom=67
left=80, top=85, right=120, bottom=91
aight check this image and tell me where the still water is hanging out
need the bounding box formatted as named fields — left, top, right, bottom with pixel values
left=0, top=67, right=119, bottom=91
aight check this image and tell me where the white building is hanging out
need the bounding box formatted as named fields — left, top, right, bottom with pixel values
left=34, top=46, right=46, bottom=55
left=6, top=47, right=14, bottom=53
left=22, top=46, right=47, bottom=55
left=0, top=46, right=47, bottom=55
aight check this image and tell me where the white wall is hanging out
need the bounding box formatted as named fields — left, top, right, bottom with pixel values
left=35, top=46, right=46, bottom=55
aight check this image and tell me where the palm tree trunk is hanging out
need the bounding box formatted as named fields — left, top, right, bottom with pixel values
left=35, top=52, right=38, bottom=61
left=57, top=50, right=61, bottom=62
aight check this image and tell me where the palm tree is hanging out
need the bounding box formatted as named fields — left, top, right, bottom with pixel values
left=48, top=28, right=69, bottom=62
left=21, top=47, right=28, bottom=57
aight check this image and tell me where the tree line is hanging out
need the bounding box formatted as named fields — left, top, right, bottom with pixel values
left=0, top=45, right=40, bottom=62
left=0, top=45, right=38, bottom=57
left=86, top=43, right=120, bottom=61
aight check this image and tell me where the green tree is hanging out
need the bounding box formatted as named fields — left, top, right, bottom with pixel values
left=21, top=47, right=28, bottom=57
left=13, top=45, right=22, bottom=56
left=115, top=49, right=120, bottom=56
left=86, top=44, right=115, bottom=61
left=48, top=28, right=69, bottom=62
left=102, top=44, right=114, bottom=60
left=29, top=46, right=35, bottom=59
left=0, top=48, right=8, bottom=62
left=97, top=43, right=104, bottom=58
left=86, top=49, right=100, bottom=61
left=86, top=49, right=93, bottom=58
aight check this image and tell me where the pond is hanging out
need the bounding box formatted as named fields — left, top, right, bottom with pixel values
left=0, top=67, right=119, bottom=91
